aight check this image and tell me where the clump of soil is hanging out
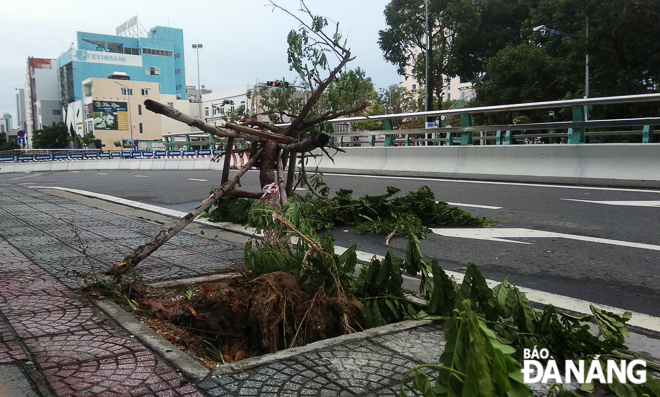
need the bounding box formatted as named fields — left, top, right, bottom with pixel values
left=129, top=272, right=365, bottom=367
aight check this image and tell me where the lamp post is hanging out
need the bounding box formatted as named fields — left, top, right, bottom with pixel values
left=533, top=22, right=589, bottom=120
left=114, top=81, right=133, bottom=150
left=192, top=44, right=203, bottom=124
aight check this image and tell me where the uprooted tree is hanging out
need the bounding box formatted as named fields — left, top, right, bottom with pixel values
left=107, top=1, right=369, bottom=275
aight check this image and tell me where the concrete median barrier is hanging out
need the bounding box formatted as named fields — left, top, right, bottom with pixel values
left=2, top=145, right=659, bottom=188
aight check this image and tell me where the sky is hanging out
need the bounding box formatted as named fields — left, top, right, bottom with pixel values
left=0, top=0, right=401, bottom=126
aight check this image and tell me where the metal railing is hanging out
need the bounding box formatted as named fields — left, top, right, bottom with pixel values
left=330, top=93, right=660, bottom=146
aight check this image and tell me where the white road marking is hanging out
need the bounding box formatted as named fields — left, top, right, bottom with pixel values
left=562, top=199, right=660, bottom=208
left=322, top=172, right=660, bottom=194
left=7, top=173, right=43, bottom=181
left=134, top=175, right=149, bottom=178
left=187, top=178, right=208, bottom=182
left=430, top=227, right=660, bottom=252
left=98, top=173, right=108, bottom=175
left=444, top=202, right=502, bottom=210
left=26, top=186, right=660, bottom=333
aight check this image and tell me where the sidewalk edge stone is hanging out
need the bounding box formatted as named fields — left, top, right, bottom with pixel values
left=91, top=298, right=210, bottom=381
left=211, top=319, right=435, bottom=376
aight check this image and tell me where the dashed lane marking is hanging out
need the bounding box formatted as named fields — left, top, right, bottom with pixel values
left=562, top=199, right=660, bottom=208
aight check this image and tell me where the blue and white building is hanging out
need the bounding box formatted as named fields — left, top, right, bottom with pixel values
left=57, top=26, right=186, bottom=107
left=56, top=26, right=187, bottom=141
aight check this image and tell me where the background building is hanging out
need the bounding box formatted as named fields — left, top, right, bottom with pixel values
left=15, top=88, right=27, bottom=132
left=25, top=57, right=61, bottom=146
left=81, top=77, right=190, bottom=150
left=57, top=26, right=186, bottom=109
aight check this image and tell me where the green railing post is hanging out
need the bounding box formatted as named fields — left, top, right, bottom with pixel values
left=338, top=136, right=344, bottom=147
left=643, top=125, right=653, bottom=143
left=184, top=134, right=191, bottom=151
left=384, top=119, right=395, bottom=146
left=446, top=132, right=452, bottom=146
left=208, top=134, right=216, bottom=150
left=369, top=135, right=375, bottom=147
left=461, top=114, right=473, bottom=145
left=504, top=130, right=512, bottom=145
left=496, top=131, right=502, bottom=145
left=568, top=106, right=585, bottom=144
left=166, top=136, right=174, bottom=151
left=405, top=134, right=411, bottom=146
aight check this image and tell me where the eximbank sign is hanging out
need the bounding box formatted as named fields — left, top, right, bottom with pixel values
left=74, top=50, right=143, bottom=67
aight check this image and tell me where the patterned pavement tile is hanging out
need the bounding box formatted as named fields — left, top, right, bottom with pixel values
left=26, top=332, right=150, bottom=370
left=0, top=321, right=28, bottom=363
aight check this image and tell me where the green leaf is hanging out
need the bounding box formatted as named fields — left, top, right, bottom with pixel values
left=579, top=383, right=594, bottom=393
left=413, top=372, right=435, bottom=397
left=644, top=378, right=660, bottom=396
left=614, top=382, right=636, bottom=397
left=385, top=298, right=401, bottom=320
left=591, top=305, right=631, bottom=344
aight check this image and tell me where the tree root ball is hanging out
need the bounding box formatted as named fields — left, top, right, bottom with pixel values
left=178, top=272, right=365, bottom=357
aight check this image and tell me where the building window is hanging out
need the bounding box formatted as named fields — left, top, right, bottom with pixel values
left=412, top=84, right=417, bottom=91
left=141, top=89, right=149, bottom=96
left=139, top=123, right=143, bottom=134
left=448, top=93, right=451, bottom=101
left=53, top=109, right=61, bottom=116
left=167, top=102, right=174, bottom=107
left=145, top=67, right=160, bottom=76
left=121, top=87, right=133, bottom=96
left=205, top=108, right=209, bottom=116
left=142, top=48, right=173, bottom=57
left=138, top=105, right=142, bottom=115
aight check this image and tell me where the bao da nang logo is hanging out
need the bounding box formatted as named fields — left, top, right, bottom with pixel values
left=522, top=347, right=646, bottom=385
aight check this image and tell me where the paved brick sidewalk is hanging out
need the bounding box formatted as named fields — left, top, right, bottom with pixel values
left=0, top=234, right=205, bottom=396
left=0, top=185, right=243, bottom=289
left=0, top=185, right=247, bottom=395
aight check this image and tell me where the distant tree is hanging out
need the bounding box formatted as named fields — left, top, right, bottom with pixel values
left=378, top=0, right=471, bottom=109
left=0, top=132, right=20, bottom=151
left=32, top=122, right=69, bottom=149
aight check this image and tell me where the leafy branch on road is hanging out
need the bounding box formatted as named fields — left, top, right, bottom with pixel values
left=206, top=173, right=494, bottom=244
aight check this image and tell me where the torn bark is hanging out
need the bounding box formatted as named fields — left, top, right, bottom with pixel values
left=107, top=149, right=262, bottom=275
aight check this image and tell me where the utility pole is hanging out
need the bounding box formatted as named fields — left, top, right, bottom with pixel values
left=192, top=44, right=203, bottom=124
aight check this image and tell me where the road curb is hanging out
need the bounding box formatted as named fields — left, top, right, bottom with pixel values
left=91, top=298, right=210, bottom=381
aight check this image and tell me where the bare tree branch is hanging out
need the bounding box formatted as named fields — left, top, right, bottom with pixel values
left=279, top=133, right=330, bottom=153
left=145, top=99, right=296, bottom=144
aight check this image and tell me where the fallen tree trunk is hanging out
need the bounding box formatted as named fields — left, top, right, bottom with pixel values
left=107, top=149, right=263, bottom=275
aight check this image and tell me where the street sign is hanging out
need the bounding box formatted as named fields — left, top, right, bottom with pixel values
left=17, top=130, right=25, bottom=138
left=18, top=137, right=25, bottom=145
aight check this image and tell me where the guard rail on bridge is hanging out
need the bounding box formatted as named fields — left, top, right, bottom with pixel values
left=330, top=93, right=660, bottom=147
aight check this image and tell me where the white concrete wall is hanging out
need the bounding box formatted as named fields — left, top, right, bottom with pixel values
left=312, top=144, right=660, bottom=188
left=3, top=144, right=660, bottom=188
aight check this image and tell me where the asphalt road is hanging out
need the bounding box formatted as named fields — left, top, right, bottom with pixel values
left=2, top=169, right=659, bottom=317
